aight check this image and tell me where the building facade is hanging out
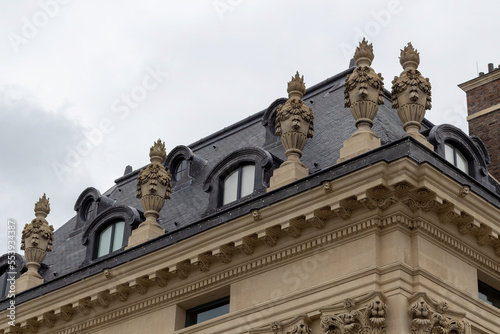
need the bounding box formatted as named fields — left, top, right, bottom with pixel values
left=1, top=41, right=499, bottom=334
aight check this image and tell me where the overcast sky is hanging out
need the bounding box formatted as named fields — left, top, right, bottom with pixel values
left=1, top=0, right=499, bottom=255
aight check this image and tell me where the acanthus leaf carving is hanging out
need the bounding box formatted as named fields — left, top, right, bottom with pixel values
left=321, top=294, right=387, bottom=334
left=408, top=296, right=470, bottom=334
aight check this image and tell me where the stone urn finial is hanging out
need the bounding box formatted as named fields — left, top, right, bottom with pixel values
left=16, top=194, right=54, bottom=292
left=127, top=139, right=171, bottom=248
left=338, top=38, right=384, bottom=162
left=268, top=72, right=314, bottom=191
left=391, top=42, right=433, bottom=149
left=275, top=71, right=314, bottom=163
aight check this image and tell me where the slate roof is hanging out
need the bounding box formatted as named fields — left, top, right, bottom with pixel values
left=3, top=65, right=499, bottom=307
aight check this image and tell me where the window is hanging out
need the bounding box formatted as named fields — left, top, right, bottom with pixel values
left=97, top=221, right=125, bottom=258
left=444, top=143, right=469, bottom=174
left=185, top=296, right=230, bottom=327
left=0, top=268, right=8, bottom=298
left=82, top=199, right=95, bottom=221
left=222, top=164, right=255, bottom=205
left=479, top=280, right=500, bottom=308
left=174, top=159, right=188, bottom=182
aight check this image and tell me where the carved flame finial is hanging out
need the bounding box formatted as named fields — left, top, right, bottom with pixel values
left=399, top=42, right=420, bottom=70
left=34, top=193, right=50, bottom=216
left=149, top=139, right=167, bottom=161
left=287, top=71, right=306, bottom=98
left=354, top=38, right=374, bottom=66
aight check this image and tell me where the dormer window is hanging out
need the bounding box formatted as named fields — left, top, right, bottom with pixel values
left=0, top=268, right=8, bottom=298
left=444, top=143, right=469, bottom=174
left=81, top=206, right=141, bottom=264
left=174, top=159, right=188, bottom=182
left=97, top=221, right=125, bottom=258
left=222, top=164, right=255, bottom=205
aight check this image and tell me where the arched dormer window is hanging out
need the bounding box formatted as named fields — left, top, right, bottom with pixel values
left=429, top=124, right=493, bottom=190
left=444, top=143, right=469, bottom=174
left=222, top=164, right=256, bottom=205
left=97, top=221, right=125, bottom=258
left=262, top=97, right=287, bottom=148
left=81, top=206, right=141, bottom=264
left=73, top=187, right=116, bottom=233
left=165, top=145, right=206, bottom=189
left=203, top=147, right=281, bottom=214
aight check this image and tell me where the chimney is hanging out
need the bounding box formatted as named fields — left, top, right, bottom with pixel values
left=459, top=63, right=500, bottom=181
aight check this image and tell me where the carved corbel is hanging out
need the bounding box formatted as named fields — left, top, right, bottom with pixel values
left=214, top=243, right=236, bottom=264
left=320, top=314, right=345, bottom=334
left=309, top=207, right=331, bottom=229
left=261, top=226, right=281, bottom=246
left=96, top=290, right=111, bottom=308
left=284, top=216, right=306, bottom=238
left=192, top=252, right=214, bottom=272
left=153, top=268, right=170, bottom=287
left=25, top=318, right=39, bottom=334
left=59, top=305, right=75, bottom=322
left=115, top=283, right=131, bottom=301
left=173, top=260, right=191, bottom=279
left=333, top=207, right=352, bottom=219
left=237, top=234, right=259, bottom=255
left=133, top=275, right=151, bottom=294
left=323, top=181, right=334, bottom=193
left=42, top=312, right=56, bottom=328
left=77, top=297, right=93, bottom=315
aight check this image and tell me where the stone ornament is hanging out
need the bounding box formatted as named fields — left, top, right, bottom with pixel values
left=339, top=38, right=384, bottom=162
left=268, top=72, right=314, bottom=191
left=275, top=71, right=314, bottom=165
left=391, top=42, right=433, bottom=149
left=249, top=314, right=312, bottom=334
left=17, top=194, right=55, bottom=292
left=408, top=293, right=471, bottom=334
left=127, top=139, right=171, bottom=248
left=320, top=292, right=387, bottom=334
left=344, top=38, right=384, bottom=127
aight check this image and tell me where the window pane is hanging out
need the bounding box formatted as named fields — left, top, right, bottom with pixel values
left=456, top=150, right=468, bottom=173
left=444, top=144, right=454, bottom=164
left=112, top=221, right=125, bottom=252
left=0, top=270, right=7, bottom=298
left=196, top=302, right=230, bottom=324
left=223, top=170, right=238, bottom=205
left=175, top=160, right=187, bottom=181
left=240, top=164, right=255, bottom=198
left=98, top=225, right=113, bottom=257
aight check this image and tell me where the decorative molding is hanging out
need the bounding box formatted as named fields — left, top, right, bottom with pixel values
left=7, top=178, right=500, bottom=333
left=320, top=291, right=387, bottom=334
left=408, top=292, right=471, bottom=334
left=250, top=314, right=312, bottom=334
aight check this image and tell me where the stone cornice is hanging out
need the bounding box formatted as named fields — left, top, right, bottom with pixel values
left=2, top=159, right=500, bottom=333
left=458, top=70, right=500, bottom=92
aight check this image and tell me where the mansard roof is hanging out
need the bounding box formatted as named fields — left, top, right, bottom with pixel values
left=3, top=64, right=500, bottom=308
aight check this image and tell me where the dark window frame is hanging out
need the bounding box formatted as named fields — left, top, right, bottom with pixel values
left=478, top=280, right=500, bottom=308
left=174, top=159, right=188, bottom=182
left=81, top=206, right=142, bottom=265
left=444, top=142, right=471, bottom=175
left=96, top=220, right=126, bottom=258
left=221, top=163, right=256, bottom=206
left=185, top=296, right=230, bottom=327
